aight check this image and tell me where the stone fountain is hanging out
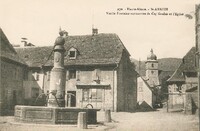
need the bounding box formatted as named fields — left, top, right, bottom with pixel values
left=14, top=30, right=100, bottom=124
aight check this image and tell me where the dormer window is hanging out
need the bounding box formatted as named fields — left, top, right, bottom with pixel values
left=68, top=47, right=77, bottom=59
left=69, top=51, right=76, bottom=58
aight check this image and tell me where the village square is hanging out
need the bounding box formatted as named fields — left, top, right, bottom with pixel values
left=0, top=1, right=200, bottom=131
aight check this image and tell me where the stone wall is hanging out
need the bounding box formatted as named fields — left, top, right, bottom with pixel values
left=168, top=93, right=185, bottom=109
left=117, top=51, right=137, bottom=112
left=184, top=91, right=198, bottom=115
left=0, top=60, right=25, bottom=115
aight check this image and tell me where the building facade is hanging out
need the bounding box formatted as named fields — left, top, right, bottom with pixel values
left=16, top=32, right=137, bottom=112
left=137, top=49, right=160, bottom=108
left=167, top=47, right=198, bottom=114
left=0, top=28, right=27, bottom=115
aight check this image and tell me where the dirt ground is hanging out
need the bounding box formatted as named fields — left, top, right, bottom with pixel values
left=101, top=109, right=199, bottom=131
left=0, top=108, right=199, bottom=131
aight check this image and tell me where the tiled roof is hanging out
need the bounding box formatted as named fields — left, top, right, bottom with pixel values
left=185, top=86, right=197, bottom=92
left=167, top=47, right=197, bottom=82
left=15, top=46, right=53, bottom=67
left=15, top=33, right=127, bottom=67
left=158, top=71, right=174, bottom=83
left=0, top=28, right=27, bottom=65
left=133, top=58, right=181, bottom=79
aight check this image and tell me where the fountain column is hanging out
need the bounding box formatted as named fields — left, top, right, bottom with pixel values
left=47, top=30, right=66, bottom=107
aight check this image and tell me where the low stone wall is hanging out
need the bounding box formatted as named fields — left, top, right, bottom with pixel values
left=168, top=93, right=185, bottom=110
left=15, top=105, right=100, bottom=124
left=184, top=92, right=198, bottom=115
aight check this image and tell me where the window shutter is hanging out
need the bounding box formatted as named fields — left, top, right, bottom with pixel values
left=77, top=70, right=80, bottom=81
left=96, top=69, right=101, bottom=80
left=47, top=71, right=50, bottom=81
left=66, top=70, right=69, bottom=80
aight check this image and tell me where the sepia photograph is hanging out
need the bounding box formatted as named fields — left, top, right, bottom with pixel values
left=0, top=0, right=199, bottom=130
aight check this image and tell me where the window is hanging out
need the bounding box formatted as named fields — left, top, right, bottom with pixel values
left=151, top=63, right=154, bottom=67
left=82, top=89, right=102, bottom=102
left=82, top=89, right=89, bottom=101
left=69, top=70, right=76, bottom=79
left=31, top=88, right=39, bottom=98
left=47, top=71, right=51, bottom=81
left=69, top=51, right=76, bottom=58
left=68, top=47, right=77, bottom=59
left=151, top=71, right=154, bottom=74
left=92, top=89, right=102, bottom=102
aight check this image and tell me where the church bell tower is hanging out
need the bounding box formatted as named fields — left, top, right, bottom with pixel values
left=145, top=49, right=159, bottom=87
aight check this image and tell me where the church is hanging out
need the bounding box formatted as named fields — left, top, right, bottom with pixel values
left=137, top=49, right=161, bottom=109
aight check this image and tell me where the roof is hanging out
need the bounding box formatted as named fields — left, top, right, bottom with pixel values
left=167, top=47, right=197, bottom=82
left=0, top=28, right=27, bottom=65
left=185, top=86, right=197, bottom=92
left=15, top=33, right=127, bottom=67
left=147, top=49, right=157, bottom=60
left=138, top=75, right=157, bottom=94
left=133, top=58, right=181, bottom=77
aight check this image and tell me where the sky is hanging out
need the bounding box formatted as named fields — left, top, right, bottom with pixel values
left=0, top=0, right=199, bottom=60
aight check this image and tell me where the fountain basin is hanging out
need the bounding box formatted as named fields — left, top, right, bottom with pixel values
left=14, top=105, right=100, bottom=124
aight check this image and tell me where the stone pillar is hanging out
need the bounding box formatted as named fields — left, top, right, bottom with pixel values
left=77, top=112, right=87, bottom=129
left=47, top=30, right=66, bottom=107
left=105, top=109, right=111, bottom=122
left=184, top=93, right=192, bottom=114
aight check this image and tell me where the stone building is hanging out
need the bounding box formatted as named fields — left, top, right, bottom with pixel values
left=134, top=53, right=181, bottom=104
left=0, top=28, right=27, bottom=115
left=167, top=47, right=198, bottom=114
left=16, top=31, right=138, bottom=112
left=137, top=49, right=160, bottom=109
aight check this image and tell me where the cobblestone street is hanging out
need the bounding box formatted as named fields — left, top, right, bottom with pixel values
left=0, top=108, right=198, bottom=131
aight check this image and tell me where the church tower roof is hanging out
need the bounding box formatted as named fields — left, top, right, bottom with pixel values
left=147, top=49, right=157, bottom=60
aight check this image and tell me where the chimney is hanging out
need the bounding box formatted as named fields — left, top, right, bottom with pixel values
left=21, top=38, right=28, bottom=47
left=92, top=28, right=98, bottom=35
left=63, top=31, right=68, bottom=37
left=24, top=41, right=27, bottom=46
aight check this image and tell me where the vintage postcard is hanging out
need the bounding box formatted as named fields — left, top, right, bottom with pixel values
left=0, top=0, right=199, bottom=130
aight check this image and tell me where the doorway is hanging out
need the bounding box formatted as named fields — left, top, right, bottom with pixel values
left=67, top=91, right=76, bottom=107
